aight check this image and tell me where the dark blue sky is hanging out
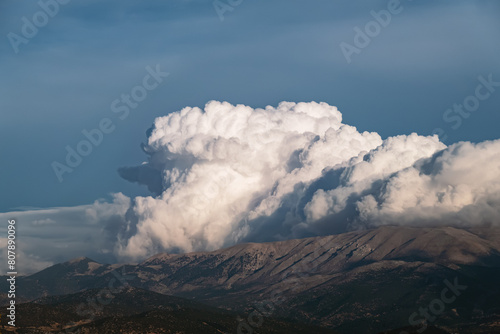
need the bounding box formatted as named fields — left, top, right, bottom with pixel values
left=1, top=0, right=499, bottom=212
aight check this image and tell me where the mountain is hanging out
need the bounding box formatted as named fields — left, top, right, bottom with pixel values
left=2, top=226, right=500, bottom=333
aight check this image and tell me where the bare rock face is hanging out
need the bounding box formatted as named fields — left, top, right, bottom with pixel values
left=131, top=226, right=500, bottom=296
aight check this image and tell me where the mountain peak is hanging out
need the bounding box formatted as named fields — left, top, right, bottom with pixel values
left=142, top=253, right=172, bottom=263
left=66, top=256, right=97, bottom=264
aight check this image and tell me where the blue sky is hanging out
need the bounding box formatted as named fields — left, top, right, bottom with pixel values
left=1, top=0, right=500, bottom=212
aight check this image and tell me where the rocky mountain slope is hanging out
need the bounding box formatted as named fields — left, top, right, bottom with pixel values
left=2, top=226, right=500, bottom=333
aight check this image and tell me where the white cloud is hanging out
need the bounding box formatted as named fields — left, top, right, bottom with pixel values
left=116, top=101, right=382, bottom=259
left=353, top=139, right=500, bottom=227
left=116, top=101, right=455, bottom=258
left=3, top=101, right=500, bottom=270
left=0, top=193, right=130, bottom=273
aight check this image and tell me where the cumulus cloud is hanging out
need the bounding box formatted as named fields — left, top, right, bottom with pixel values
left=3, top=101, right=500, bottom=268
left=113, top=101, right=500, bottom=260
left=353, top=139, right=500, bottom=227
left=113, top=101, right=383, bottom=258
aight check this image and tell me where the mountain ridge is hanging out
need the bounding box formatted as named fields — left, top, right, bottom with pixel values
left=2, top=225, right=499, bottom=333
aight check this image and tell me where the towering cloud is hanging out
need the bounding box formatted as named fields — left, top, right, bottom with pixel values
left=116, top=101, right=382, bottom=258
left=114, top=101, right=500, bottom=260
left=3, top=101, right=499, bottom=270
